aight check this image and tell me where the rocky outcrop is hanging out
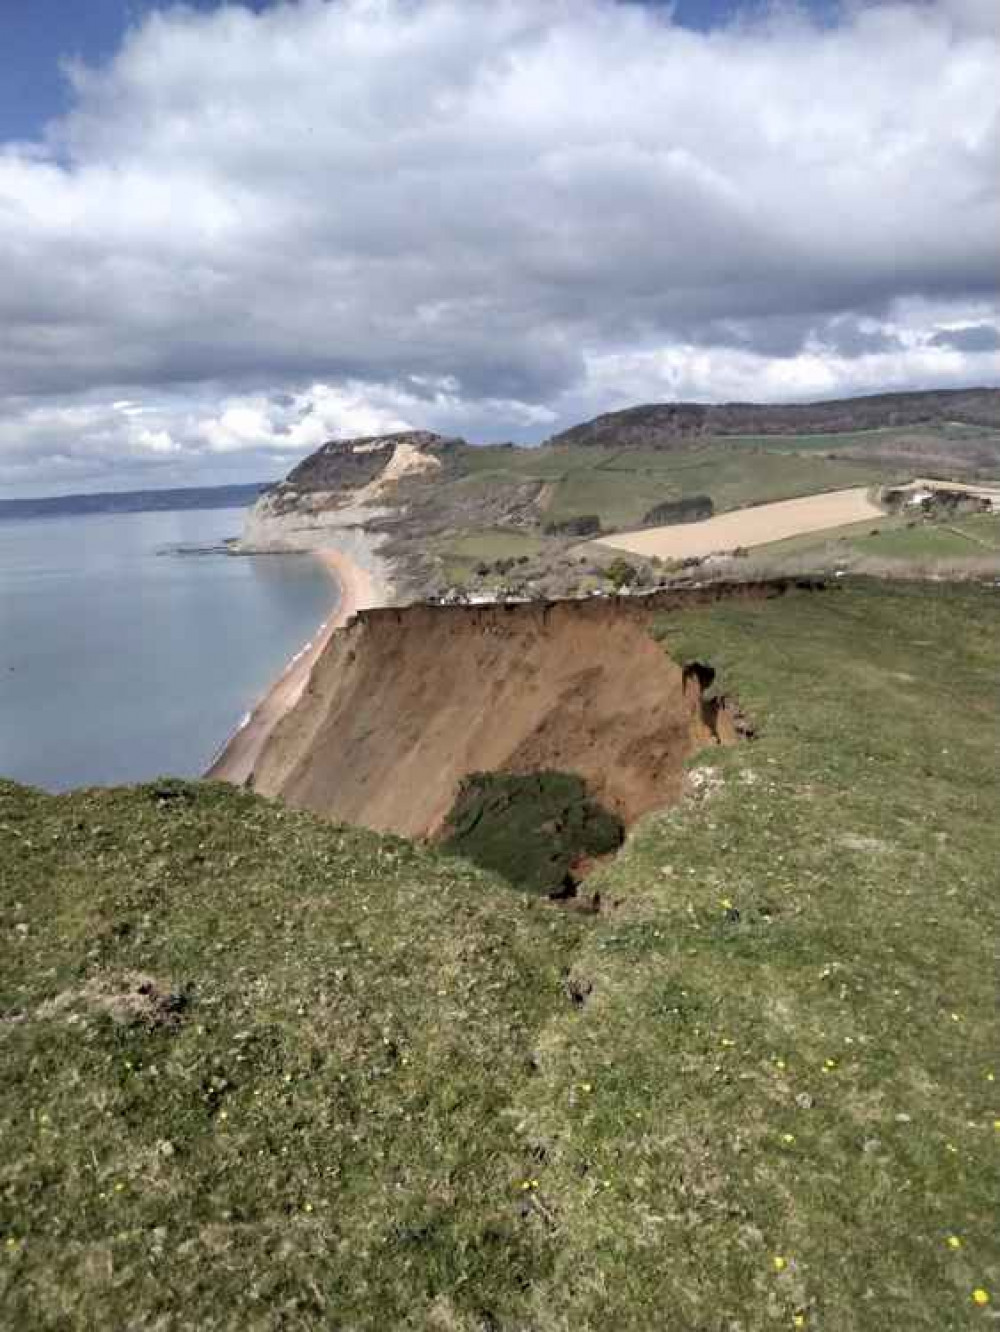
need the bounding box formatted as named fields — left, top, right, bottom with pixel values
left=234, top=430, right=463, bottom=594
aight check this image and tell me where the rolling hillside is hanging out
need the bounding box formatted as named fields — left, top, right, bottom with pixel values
left=3, top=579, right=999, bottom=1330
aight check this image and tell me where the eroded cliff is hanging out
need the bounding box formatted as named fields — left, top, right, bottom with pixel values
left=242, top=582, right=786, bottom=838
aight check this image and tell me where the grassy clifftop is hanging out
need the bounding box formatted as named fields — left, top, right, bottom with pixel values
left=3, top=580, right=1000, bottom=1329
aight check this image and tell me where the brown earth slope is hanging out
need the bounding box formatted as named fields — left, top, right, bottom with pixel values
left=242, top=582, right=789, bottom=837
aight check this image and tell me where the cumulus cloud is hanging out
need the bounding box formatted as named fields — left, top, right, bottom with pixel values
left=1, top=0, right=998, bottom=490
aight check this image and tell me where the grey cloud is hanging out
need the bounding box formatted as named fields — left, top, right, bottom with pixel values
left=0, top=0, right=998, bottom=489
left=929, top=323, right=1000, bottom=352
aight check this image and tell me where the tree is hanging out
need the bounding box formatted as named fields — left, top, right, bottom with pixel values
left=604, top=558, right=639, bottom=590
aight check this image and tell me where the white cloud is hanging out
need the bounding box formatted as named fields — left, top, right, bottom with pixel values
left=0, top=0, right=997, bottom=490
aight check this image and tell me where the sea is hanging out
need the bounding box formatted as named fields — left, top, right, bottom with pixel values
left=0, top=496, right=338, bottom=792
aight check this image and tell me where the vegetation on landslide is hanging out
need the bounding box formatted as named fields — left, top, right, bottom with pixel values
left=440, top=772, right=624, bottom=895
left=3, top=580, right=1000, bottom=1329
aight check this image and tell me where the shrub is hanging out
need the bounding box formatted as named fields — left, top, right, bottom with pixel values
left=440, top=771, right=624, bottom=894
left=605, top=558, right=639, bottom=590
left=641, top=495, right=714, bottom=526
left=543, top=514, right=602, bottom=537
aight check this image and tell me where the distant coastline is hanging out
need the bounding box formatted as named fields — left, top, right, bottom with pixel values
left=0, top=481, right=271, bottom=522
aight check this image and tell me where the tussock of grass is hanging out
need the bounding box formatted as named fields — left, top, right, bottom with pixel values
left=3, top=580, right=1000, bottom=1329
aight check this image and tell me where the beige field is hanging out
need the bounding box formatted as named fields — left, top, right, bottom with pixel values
left=593, top=485, right=884, bottom=559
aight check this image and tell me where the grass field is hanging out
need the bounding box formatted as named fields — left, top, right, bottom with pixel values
left=447, top=442, right=895, bottom=534
left=3, top=581, right=1000, bottom=1329
left=543, top=450, right=889, bottom=530
left=441, top=530, right=549, bottom=561
left=745, top=513, right=1000, bottom=573
left=850, top=525, right=989, bottom=560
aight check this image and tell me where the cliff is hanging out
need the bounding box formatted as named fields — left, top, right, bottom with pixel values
left=242, top=582, right=786, bottom=838
left=234, top=430, right=464, bottom=598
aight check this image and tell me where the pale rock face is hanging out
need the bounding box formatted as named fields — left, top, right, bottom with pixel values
left=232, top=429, right=453, bottom=596
left=238, top=493, right=395, bottom=593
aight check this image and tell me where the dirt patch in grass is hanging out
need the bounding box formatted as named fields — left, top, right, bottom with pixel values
left=36, top=973, right=189, bottom=1030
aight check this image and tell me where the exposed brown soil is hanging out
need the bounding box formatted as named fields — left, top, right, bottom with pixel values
left=243, top=580, right=797, bottom=838
left=35, top=973, right=188, bottom=1030
left=206, top=549, right=377, bottom=786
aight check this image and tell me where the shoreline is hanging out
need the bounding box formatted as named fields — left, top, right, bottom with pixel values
left=205, top=548, right=380, bottom=786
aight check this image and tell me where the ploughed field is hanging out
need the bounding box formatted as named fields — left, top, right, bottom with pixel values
left=2, top=580, right=1000, bottom=1330
left=592, top=486, right=883, bottom=560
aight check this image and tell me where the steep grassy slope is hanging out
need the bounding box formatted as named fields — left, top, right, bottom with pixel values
left=3, top=580, right=1000, bottom=1329
left=0, top=783, right=582, bottom=1329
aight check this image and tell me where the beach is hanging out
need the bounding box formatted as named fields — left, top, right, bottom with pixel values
left=206, top=548, right=380, bottom=785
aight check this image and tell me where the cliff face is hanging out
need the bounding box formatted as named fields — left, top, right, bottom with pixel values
left=244, top=582, right=783, bottom=838
left=235, top=431, right=461, bottom=594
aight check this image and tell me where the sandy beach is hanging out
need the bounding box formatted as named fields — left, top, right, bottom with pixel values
left=206, top=548, right=379, bottom=786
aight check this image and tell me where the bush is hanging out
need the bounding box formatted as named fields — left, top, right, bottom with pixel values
left=605, top=558, right=639, bottom=590
left=440, top=771, right=624, bottom=894
left=543, top=514, right=602, bottom=537
left=641, top=495, right=714, bottom=526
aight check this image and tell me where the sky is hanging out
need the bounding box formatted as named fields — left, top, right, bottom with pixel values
left=0, top=0, right=997, bottom=495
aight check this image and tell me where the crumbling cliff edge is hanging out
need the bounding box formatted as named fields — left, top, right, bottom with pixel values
left=215, top=580, right=804, bottom=837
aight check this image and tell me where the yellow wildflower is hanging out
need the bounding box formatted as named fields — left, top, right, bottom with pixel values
left=947, top=1236, right=962, bottom=1250
left=972, top=1288, right=990, bottom=1306
left=793, top=1316, right=806, bottom=1329
left=720, top=898, right=733, bottom=910
left=581, top=1082, right=593, bottom=1093
left=773, top=1255, right=787, bottom=1272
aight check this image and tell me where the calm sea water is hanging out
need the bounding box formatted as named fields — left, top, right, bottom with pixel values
left=0, top=508, right=338, bottom=791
